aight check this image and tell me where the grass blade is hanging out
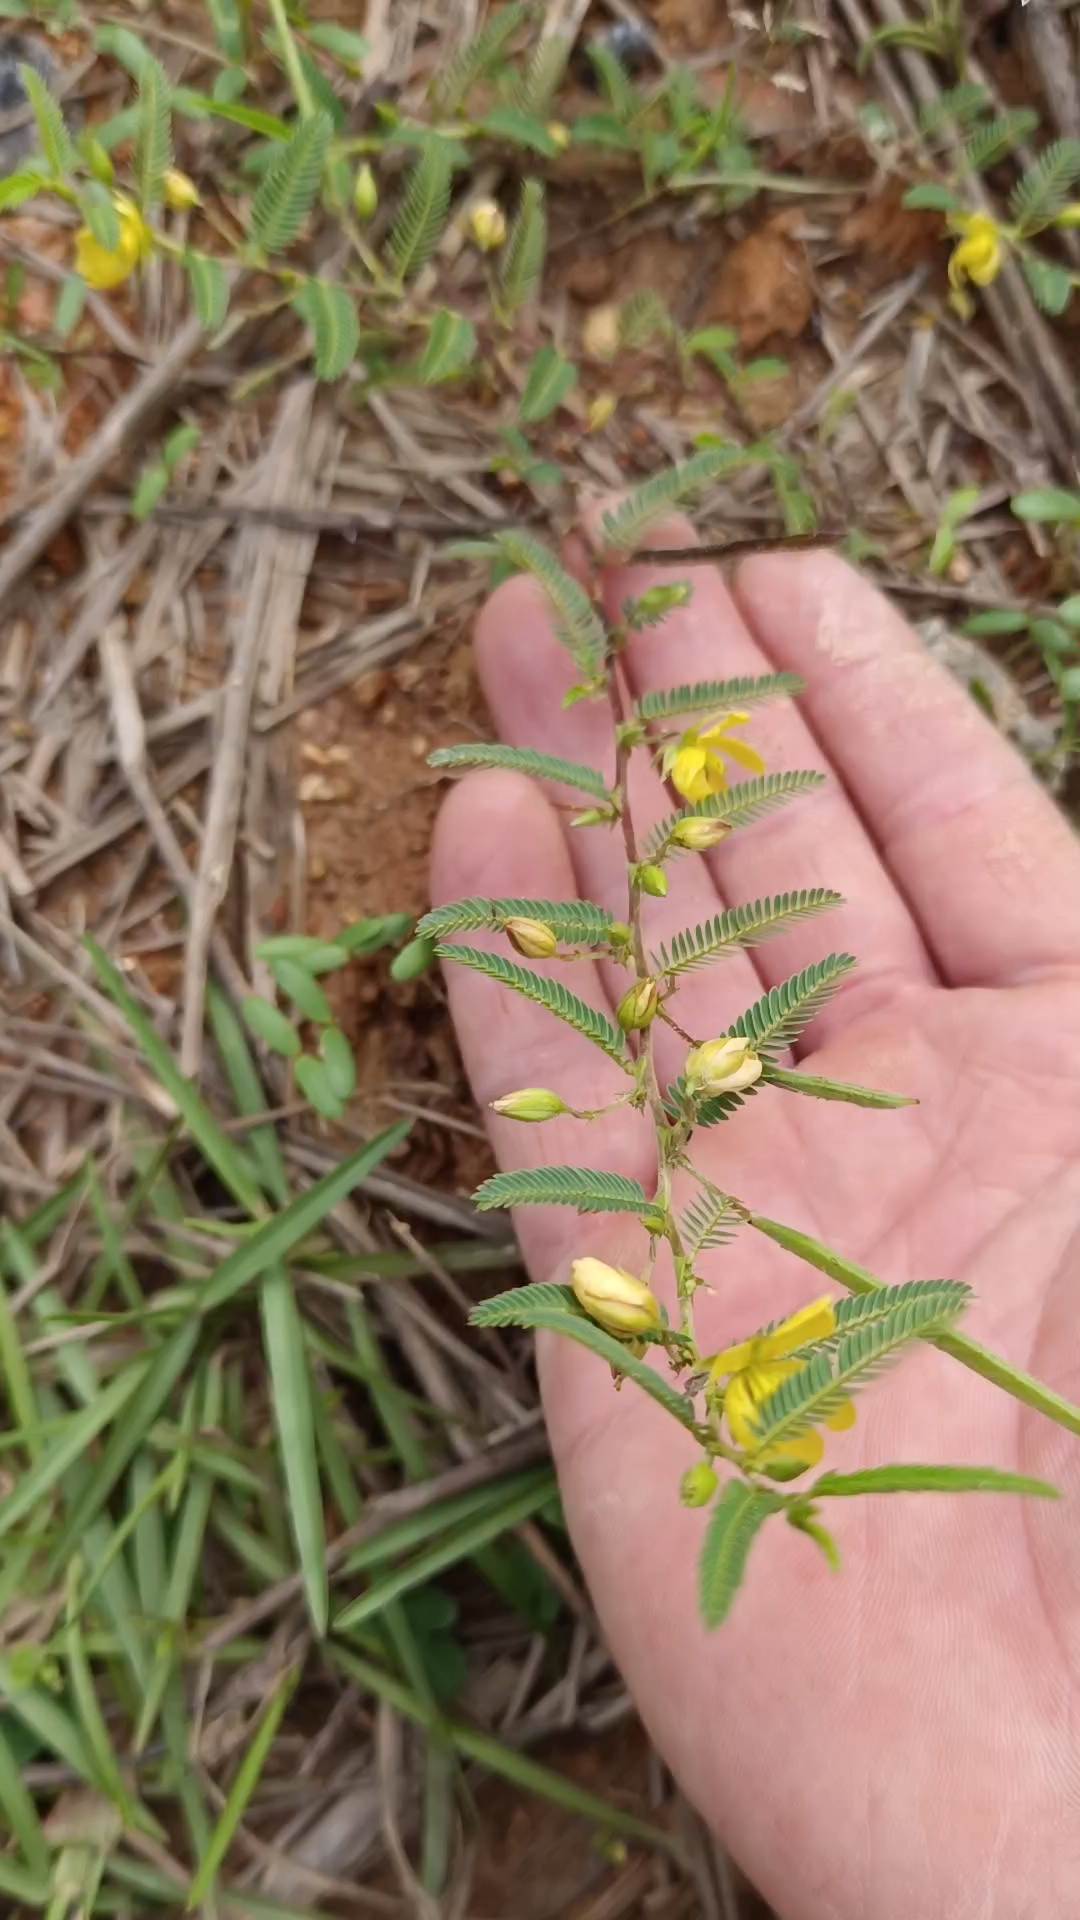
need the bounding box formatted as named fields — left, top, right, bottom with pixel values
left=261, top=1266, right=327, bottom=1634
left=0, top=1364, right=146, bottom=1546
left=188, top=1667, right=299, bottom=1906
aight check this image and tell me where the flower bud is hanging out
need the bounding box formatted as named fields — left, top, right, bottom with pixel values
left=637, top=863, right=667, bottom=898
left=571, top=1257, right=661, bottom=1336
left=353, top=162, right=379, bottom=219
left=490, top=1087, right=567, bottom=1122
left=470, top=199, right=507, bottom=252
left=84, top=138, right=114, bottom=185
left=669, top=815, right=732, bottom=851
left=1054, top=202, right=1080, bottom=227
left=633, top=582, right=692, bottom=621
left=685, top=1035, right=762, bottom=1095
left=679, top=1461, right=719, bottom=1507
left=505, top=916, right=558, bottom=959
left=547, top=120, right=571, bottom=150
left=163, top=169, right=200, bottom=210
left=582, top=302, right=620, bottom=360
left=617, top=978, right=660, bottom=1030
left=587, top=391, right=616, bottom=432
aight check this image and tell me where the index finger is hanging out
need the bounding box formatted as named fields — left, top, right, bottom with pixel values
left=736, top=551, right=1080, bottom=988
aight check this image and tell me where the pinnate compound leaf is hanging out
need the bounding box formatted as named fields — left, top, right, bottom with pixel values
left=810, top=1463, right=1058, bottom=1498
left=184, top=250, right=229, bottom=330
left=654, top=890, right=841, bottom=977
left=519, top=344, right=578, bottom=422
left=492, top=531, right=606, bottom=677
left=474, top=1166, right=651, bottom=1215
left=699, top=1479, right=783, bottom=1628
left=388, top=139, right=453, bottom=280
left=417, top=895, right=615, bottom=943
left=965, top=109, right=1038, bottom=172
left=745, top=1287, right=971, bottom=1464
left=600, top=446, right=751, bottom=556
left=428, top=741, right=609, bottom=797
left=437, top=945, right=630, bottom=1067
left=1010, top=138, right=1080, bottom=227
left=134, top=53, right=172, bottom=207
left=636, top=673, right=802, bottom=721
left=290, top=277, right=360, bottom=379
left=433, top=1, right=526, bottom=113
left=728, top=955, right=856, bottom=1053
left=470, top=1289, right=696, bottom=1428
left=645, top=771, right=826, bottom=857
left=17, top=65, right=76, bottom=175
left=498, top=177, right=546, bottom=316
left=252, top=111, right=333, bottom=252
left=417, top=307, right=477, bottom=383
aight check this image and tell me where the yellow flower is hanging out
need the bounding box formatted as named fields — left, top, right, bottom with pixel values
left=684, top=1034, right=762, bottom=1095
left=571, top=1257, right=661, bottom=1337
left=75, top=196, right=151, bottom=291
left=708, top=1297, right=855, bottom=1472
left=662, top=714, right=765, bottom=804
left=470, top=200, right=506, bottom=252
left=947, top=212, right=1004, bottom=295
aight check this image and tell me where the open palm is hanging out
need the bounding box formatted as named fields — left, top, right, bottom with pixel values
left=431, top=537, right=1080, bottom=1920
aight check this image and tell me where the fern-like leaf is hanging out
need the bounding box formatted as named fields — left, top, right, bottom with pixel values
left=290, top=278, right=359, bottom=380
left=918, top=82, right=989, bottom=135
left=498, top=178, right=547, bottom=316
left=417, top=896, right=615, bottom=944
left=184, top=251, right=229, bottom=331
left=828, top=1279, right=972, bottom=1342
left=416, top=308, right=477, bottom=383
left=588, top=40, right=638, bottom=122
left=388, top=138, right=453, bottom=280
left=438, top=945, right=631, bottom=1068
left=427, top=742, right=609, bottom=798
left=471, top=1280, right=581, bottom=1324
left=434, top=2, right=526, bottom=113
left=1011, top=138, right=1080, bottom=229
left=680, top=1190, right=740, bottom=1257
left=493, top=531, right=606, bottom=678
left=600, top=446, right=751, bottom=556
left=728, top=955, right=856, bottom=1053
left=745, top=1288, right=971, bottom=1464
left=965, top=110, right=1039, bottom=173
left=134, top=54, right=172, bottom=208
left=654, top=891, right=842, bottom=978
left=636, top=673, right=803, bottom=722
left=1021, top=253, right=1073, bottom=315
left=252, top=111, right=332, bottom=252
left=470, top=1285, right=696, bottom=1429
left=619, top=289, right=674, bottom=348
left=646, top=771, right=826, bottom=858
left=474, top=1167, right=652, bottom=1214
left=17, top=64, right=76, bottom=176
left=514, top=34, right=571, bottom=117
left=699, top=1480, right=783, bottom=1628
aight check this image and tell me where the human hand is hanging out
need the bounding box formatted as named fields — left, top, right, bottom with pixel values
left=430, top=531, right=1080, bottom=1920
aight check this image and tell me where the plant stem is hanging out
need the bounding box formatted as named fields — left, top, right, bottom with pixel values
left=606, top=653, right=698, bottom=1351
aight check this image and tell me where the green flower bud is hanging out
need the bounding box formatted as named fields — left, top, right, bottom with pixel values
left=637, top=863, right=668, bottom=897
left=669, top=815, right=732, bottom=851
left=571, top=1257, right=661, bottom=1336
left=490, top=1087, right=567, bottom=1122
left=353, top=163, right=378, bottom=220
left=617, top=978, right=660, bottom=1030
left=684, top=1035, right=762, bottom=1094
left=679, top=1461, right=719, bottom=1507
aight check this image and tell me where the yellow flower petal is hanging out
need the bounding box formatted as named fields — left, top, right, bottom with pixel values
left=825, top=1395, right=856, bottom=1433
left=720, top=735, right=766, bottom=775
left=762, top=1428, right=824, bottom=1469
left=757, top=1297, right=837, bottom=1361
left=75, top=228, right=134, bottom=289
left=722, top=1370, right=760, bottom=1450
left=707, top=1336, right=757, bottom=1379
left=670, top=746, right=711, bottom=802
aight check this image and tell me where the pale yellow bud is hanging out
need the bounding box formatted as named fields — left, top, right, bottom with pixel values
left=571, top=1257, right=661, bottom=1336
left=637, top=863, right=668, bottom=897
left=505, top=916, right=558, bottom=959
left=1056, top=203, right=1080, bottom=228
left=470, top=200, right=507, bottom=252
left=353, top=162, right=378, bottom=219
left=669, top=816, right=732, bottom=851
left=679, top=1461, right=719, bottom=1507
left=582, top=302, right=621, bottom=360
left=490, top=1087, right=567, bottom=1122
left=617, top=978, right=660, bottom=1031
left=685, top=1035, right=762, bottom=1095
left=163, top=169, right=200, bottom=211
left=547, top=120, right=571, bottom=150
left=587, top=391, right=617, bottom=432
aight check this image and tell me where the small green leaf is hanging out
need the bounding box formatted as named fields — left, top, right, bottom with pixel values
left=293, top=1056, right=345, bottom=1118
left=319, top=1027, right=356, bottom=1099
left=439, top=945, right=629, bottom=1067
left=428, top=741, right=608, bottom=798
left=1021, top=252, right=1073, bottom=316
left=960, top=608, right=1030, bottom=636
left=255, top=935, right=350, bottom=970
left=698, top=1479, right=783, bottom=1629
left=17, top=64, right=76, bottom=176
left=94, top=22, right=155, bottom=76
left=1059, top=665, right=1080, bottom=701
left=387, top=138, right=453, bottom=280
left=811, top=1464, right=1058, bottom=1498
left=241, top=995, right=300, bottom=1057
left=473, top=1167, right=651, bottom=1215
left=1030, top=618, right=1076, bottom=657
left=184, top=251, right=229, bottom=331
left=0, top=171, right=47, bottom=213
left=162, top=422, right=201, bottom=471
left=134, top=53, right=173, bottom=208
left=269, top=958, right=332, bottom=1023
left=480, top=106, right=560, bottom=155
left=337, top=912, right=413, bottom=953
left=131, top=464, right=170, bottom=522
left=251, top=110, right=333, bottom=252
left=1055, top=594, right=1080, bottom=627
left=291, top=277, right=360, bottom=380
left=1012, top=487, right=1080, bottom=524
left=519, top=344, right=578, bottom=423
left=470, top=1290, right=696, bottom=1429
left=901, top=181, right=962, bottom=211
left=79, top=181, right=121, bottom=250
left=305, top=22, right=369, bottom=65
left=389, top=934, right=436, bottom=981
left=416, top=306, right=477, bottom=384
